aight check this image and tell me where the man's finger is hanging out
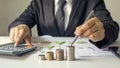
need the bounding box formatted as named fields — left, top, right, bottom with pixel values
left=14, top=27, right=19, bottom=42
left=25, top=35, right=32, bottom=46
left=14, top=29, right=25, bottom=47
left=74, top=26, right=81, bottom=35
left=88, top=28, right=105, bottom=42
left=10, top=28, right=15, bottom=41
left=76, top=17, right=96, bottom=36
left=83, top=24, right=98, bottom=37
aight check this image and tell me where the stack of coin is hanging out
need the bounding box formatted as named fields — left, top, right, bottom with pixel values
left=66, top=46, right=75, bottom=61
left=38, top=55, right=45, bottom=60
left=56, top=49, right=64, bottom=61
left=46, top=52, right=54, bottom=60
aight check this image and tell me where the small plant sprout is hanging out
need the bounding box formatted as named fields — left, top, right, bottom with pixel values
left=40, top=50, right=45, bottom=55
left=77, top=41, right=87, bottom=44
left=55, top=41, right=66, bottom=49
left=40, top=40, right=51, bottom=44
left=39, top=50, right=45, bottom=60
left=47, top=45, right=55, bottom=52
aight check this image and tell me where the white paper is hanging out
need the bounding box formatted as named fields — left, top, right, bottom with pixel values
left=75, top=46, right=114, bottom=57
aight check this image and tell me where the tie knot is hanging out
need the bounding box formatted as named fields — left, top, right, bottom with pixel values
left=58, top=0, right=67, bottom=7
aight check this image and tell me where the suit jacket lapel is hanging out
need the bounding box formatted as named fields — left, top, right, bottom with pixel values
left=42, top=0, right=59, bottom=36
left=64, top=0, right=87, bottom=36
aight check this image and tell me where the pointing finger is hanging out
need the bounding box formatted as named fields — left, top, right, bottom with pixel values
left=25, top=35, right=32, bottom=46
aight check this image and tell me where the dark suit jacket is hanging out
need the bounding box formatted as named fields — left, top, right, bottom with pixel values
left=8, top=0, right=119, bottom=48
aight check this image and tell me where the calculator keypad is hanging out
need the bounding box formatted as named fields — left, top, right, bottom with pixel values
left=0, top=43, right=31, bottom=51
left=0, top=43, right=37, bottom=56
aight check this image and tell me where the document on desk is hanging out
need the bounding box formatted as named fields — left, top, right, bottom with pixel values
left=31, top=35, right=114, bottom=58
left=75, top=44, right=114, bottom=57
left=75, top=41, right=114, bottom=58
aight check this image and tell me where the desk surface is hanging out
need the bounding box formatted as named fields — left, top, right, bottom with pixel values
left=0, top=36, right=120, bottom=68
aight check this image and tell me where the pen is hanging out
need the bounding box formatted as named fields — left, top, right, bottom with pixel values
left=70, top=10, right=95, bottom=46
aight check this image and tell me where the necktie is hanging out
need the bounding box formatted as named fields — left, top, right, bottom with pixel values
left=56, top=0, right=66, bottom=35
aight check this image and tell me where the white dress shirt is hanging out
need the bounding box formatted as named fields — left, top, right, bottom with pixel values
left=55, top=0, right=72, bottom=30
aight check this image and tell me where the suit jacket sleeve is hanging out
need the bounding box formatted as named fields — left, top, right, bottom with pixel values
left=8, top=0, right=36, bottom=32
left=89, top=0, right=119, bottom=48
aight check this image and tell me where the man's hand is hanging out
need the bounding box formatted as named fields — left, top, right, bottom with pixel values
left=9, top=24, right=31, bottom=47
left=74, top=17, right=105, bottom=42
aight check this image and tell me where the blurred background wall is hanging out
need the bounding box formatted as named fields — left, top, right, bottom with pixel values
left=0, top=0, right=120, bottom=36
left=0, top=0, right=31, bottom=36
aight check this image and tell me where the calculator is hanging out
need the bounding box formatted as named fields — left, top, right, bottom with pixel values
left=0, top=43, right=37, bottom=56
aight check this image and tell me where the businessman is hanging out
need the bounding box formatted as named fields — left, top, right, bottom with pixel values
left=8, top=0, right=119, bottom=48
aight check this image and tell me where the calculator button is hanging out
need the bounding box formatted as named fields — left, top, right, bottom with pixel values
left=13, top=48, right=22, bottom=51
left=8, top=47, right=14, bottom=51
